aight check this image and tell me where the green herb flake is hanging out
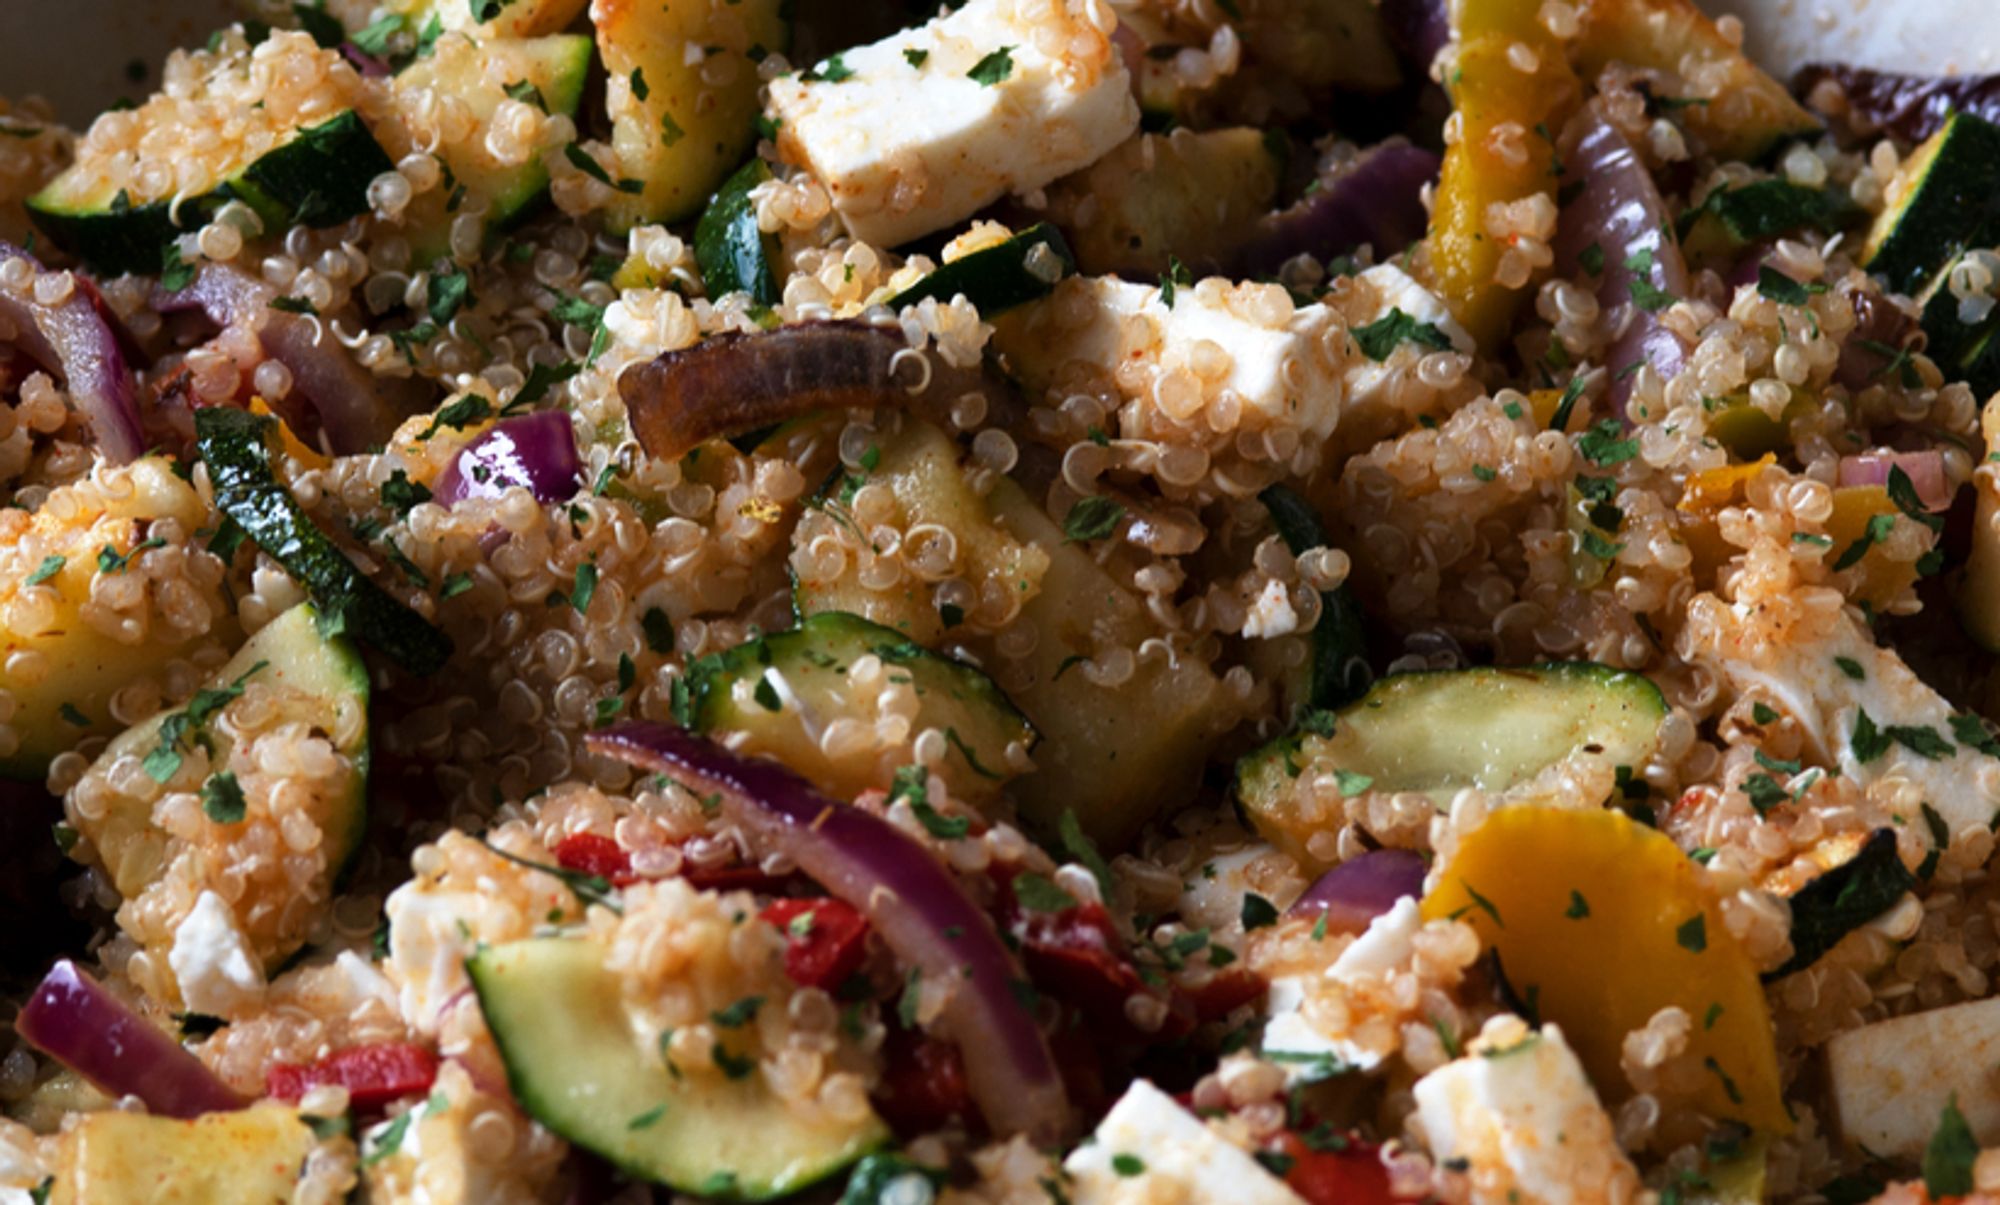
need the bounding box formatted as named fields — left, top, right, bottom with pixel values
left=1111, top=1154, right=1146, bottom=1177
left=1578, top=242, right=1605, bottom=275
left=1677, top=913, right=1707, bottom=953
left=1062, top=495, right=1124, bottom=542
left=1565, top=890, right=1590, bottom=919
left=1333, top=768, right=1374, bottom=797
left=1924, top=1094, right=1978, bottom=1197
left=200, top=771, right=248, bottom=824
left=24, top=554, right=64, bottom=586
left=1240, top=893, right=1280, bottom=930
left=904, top=47, right=929, bottom=67
left=1014, top=872, right=1078, bottom=913
left=710, top=995, right=765, bottom=1028
left=967, top=46, right=1016, bottom=87
left=1352, top=307, right=1453, bottom=361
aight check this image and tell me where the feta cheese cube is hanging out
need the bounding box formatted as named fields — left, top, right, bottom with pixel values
left=1062, top=1079, right=1303, bottom=1205
left=1826, top=995, right=2000, bottom=1158
left=1413, top=1023, right=1640, bottom=1205
left=1261, top=897, right=1422, bottom=1080
left=384, top=879, right=526, bottom=1037
left=767, top=0, right=1137, bottom=247
left=168, top=890, right=265, bottom=1017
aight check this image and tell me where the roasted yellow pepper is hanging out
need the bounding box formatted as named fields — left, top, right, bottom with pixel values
left=1422, top=0, right=1579, bottom=349
left=1421, top=806, right=1789, bottom=1133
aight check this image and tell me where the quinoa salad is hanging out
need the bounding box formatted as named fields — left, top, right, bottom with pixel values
left=12, top=0, right=2000, bottom=1201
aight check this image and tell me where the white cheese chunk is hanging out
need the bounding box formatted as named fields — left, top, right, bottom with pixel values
left=1261, top=897, right=1422, bottom=1080
left=168, top=890, right=266, bottom=1017
left=767, top=0, right=1137, bottom=247
left=1341, top=264, right=1474, bottom=428
left=1413, top=1024, right=1640, bottom=1205
left=1826, top=995, right=2000, bottom=1158
left=383, top=879, right=524, bottom=1037
left=1063, top=1079, right=1303, bottom=1205
left=1242, top=578, right=1301, bottom=639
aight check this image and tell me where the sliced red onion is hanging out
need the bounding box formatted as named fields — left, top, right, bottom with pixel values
left=1287, top=850, right=1427, bottom=936
left=587, top=723, right=1071, bottom=1145
left=1553, top=111, right=1690, bottom=423
left=16, top=960, right=243, bottom=1119
left=1838, top=449, right=1952, bottom=511
left=1793, top=63, right=2000, bottom=143
left=340, top=43, right=392, bottom=77
left=1381, top=0, right=1448, bottom=80
left=617, top=320, right=1012, bottom=462
left=158, top=264, right=399, bottom=455
left=433, top=411, right=582, bottom=507
left=1232, top=143, right=1440, bottom=280
left=0, top=242, right=144, bottom=462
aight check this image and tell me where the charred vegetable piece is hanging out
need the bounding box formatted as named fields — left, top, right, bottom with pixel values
left=1259, top=484, right=1371, bottom=712
left=1795, top=62, right=2000, bottom=144
left=1232, top=142, right=1439, bottom=280
left=683, top=610, right=1035, bottom=804
left=195, top=407, right=453, bottom=674
left=1677, top=180, right=1861, bottom=268
left=1236, top=664, right=1665, bottom=871
left=1422, top=806, right=1789, bottom=1133
left=1768, top=829, right=1915, bottom=981
left=886, top=224, right=1075, bottom=316
left=472, top=937, right=888, bottom=1201
left=1043, top=128, right=1282, bottom=277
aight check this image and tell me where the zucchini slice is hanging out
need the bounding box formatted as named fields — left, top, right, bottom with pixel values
left=30, top=108, right=392, bottom=278
left=695, top=159, right=781, bottom=304
left=49, top=1104, right=331, bottom=1204
left=471, top=938, right=887, bottom=1200
left=685, top=610, right=1034, bottom=804
left=69, top=602, right=368, bottom=975
left=1259, top=484, right=1371, bottom=713
left=1043, top=129, right=1281, bottom=277
left=1915, top=255, right=2000, bottom=397
left=1677, top=179, right=1860, bottom=268
left=595, top=0, right=791, bottom=229
left=194, top=407, right=453, bottom=675
left=394, top=33, right=594, bottom=263
left=1861, top=111, right=2000, bottom=295
left=1236, top=664, right=1666, bottom=869
left=886, top=224, right=1076, bottom=317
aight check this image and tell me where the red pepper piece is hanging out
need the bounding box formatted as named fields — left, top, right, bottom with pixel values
left=759, top=897, right=871, bottom=990
left=871, top=1028, right=974, bottom=1137
left=551, top=832, right=637, bottom=888
left=1268, top=1130, right=1399, bottom=1205
left=266, top=1041, right=440, bottom=1114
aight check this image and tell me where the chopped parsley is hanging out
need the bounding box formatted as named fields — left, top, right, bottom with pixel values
left=200, top=771, right=247, bottom=824
left=1062, top=495, right=1124, bottom=542
left=1240, top=893, right=1279, bottom=930
left=1565, top=890, right=1590, bottom=919
left=803, top=53, right=855, bottom=83
left=23, top=554, right=64, bottom=586
left=1756, top=264, right=1827, bottom=307
left=1924, top=1095, right=1977, bottom=1198
left=1676, top=913, right=1707, bottom=953
left=966, top=46, right=1016, bottom=87
left=1352, top=308, right=1453, bottom=361
left=1013, top=873, right=1078, bottom=913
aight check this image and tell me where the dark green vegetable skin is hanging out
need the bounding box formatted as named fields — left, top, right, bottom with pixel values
left=887, top=224, right=1075, bottom=316
left=695, top=159, right=781, bottom=305
left=29, top=111, right=393, bottom=278
left=1765, top=828, right=1915, bottom=981
left=1863, top=111, right=2000, bottom=295
left=195, top=407, right=453, bottom=675
left=1260, top=484, right=1371, bottom=710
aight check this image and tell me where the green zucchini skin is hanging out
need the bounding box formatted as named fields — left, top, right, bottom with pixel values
left=886, top=224, right=1075, bottom=316
left=1862, top=111, right=2000, bottom=296
left=195, top=407, right=453, bottom=675
left=28, top=110, right=393, bottom=278
left=695, top=159, right=781, bottom=306
left=1259, top=484, right=1371, bottom=711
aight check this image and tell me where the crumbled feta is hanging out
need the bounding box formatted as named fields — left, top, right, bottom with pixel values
left=1261, top=897, right=1422, bottom=1080
left=383, top=880, right=523, bottom=1037
left=1341, top=264, right=1474, bottom=432
left=168, top=890, right=265, bottom=1017
left=1413, top=1022, right=1640, bottom=1205
left=1063, top=1079, right=1303, bottom=1205
left=1242, top=578, right=1300, bottom=639
left=767, top=0, right=1137, bottom=247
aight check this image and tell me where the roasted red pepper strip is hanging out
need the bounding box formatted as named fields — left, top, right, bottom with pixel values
left=872, top=1028, right=975, bottom=1137
left=266, top=1041, right=440, bottom=1113
left=761, top=897, right=871, bottom=990
left=1268, top=1130, right=1398, bottom=1205
left=551, top=832, right=638, bottom=887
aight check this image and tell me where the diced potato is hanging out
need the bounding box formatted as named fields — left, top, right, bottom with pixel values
left=48, top=1103, right=337, bottom=1205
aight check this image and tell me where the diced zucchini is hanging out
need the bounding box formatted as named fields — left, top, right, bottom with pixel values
left=695, top=159, right=781, bottom=304
left=595, top=0, right=791, bottom=229
left=1860, top=111, right=2000, bottom=295
left=394, top=33, right=594, bottom=263
left=70, top=602, right=369, bottom=975
left=1044, top=129, right=1281, bottom=277
left=987, top=478, right=1228, bottom=849
left=886, top=224, right=1076, bottom=317
left=1236, top=664, right=1666, bottom=869
left=1, top=458, right=236, bottom=781
left=1573, top=0, right=1818, bottom=163
left=1259, top=484, right=1371, bottom=712
left=686, top=610, right=1034, bottom=804
left=470, top=938, right=888, bottom=1200
left=195, top=406, right=452, bottom=675
left=29, top=108, right=392, bottom=277
left=48, top=1103, right=334, bottom=1205
left=1912, top=254, right=2000, bottom=399
left=792, top=420, right=1049, bottom=644
left=1677, top=179, right=1860, bottom=268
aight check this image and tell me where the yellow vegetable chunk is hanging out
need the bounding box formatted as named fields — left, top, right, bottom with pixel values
left=1421, top=0, right=1579, bottom=348
left=1421, top=806, right=1788, bottom=1134
left=49, top=1103, right=327, bottom=1205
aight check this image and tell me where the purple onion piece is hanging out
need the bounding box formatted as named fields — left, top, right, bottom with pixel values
left=1287, top=849, right=1428, bottom=936
left=587, top=724, right=1071, bottom=1145
left=433, top=411, right=583, bottom=507
left=0, top=242, right=144, bottom=462
left=159, top=264, right=399, bottom=455
left=17, top=960, right=244, bottom=1119
left=1232, top=143, right=1440, bottom=280
left=1794, top=63, right=2000, bottom=143
left=340, top=43, right=392, bottom=77
left=1381, top=0, right=1448, bottom=81
left=1838, top=448, right=1952, bottom=511
left=1552, top=112, right=1690, bottom=424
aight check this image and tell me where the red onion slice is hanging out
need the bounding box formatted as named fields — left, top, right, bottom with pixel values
left=1794, top=63, right=2000, bottom=143
left=1838, top=449, right=1952, bottom=511
left=587, top=723, right=1071, bottom=1145
left=159, top=264, right=400, bottom=455
left=1552, top=111, right=1690, bottom=424
left=433, top=411, right=583, bottom=507
left=16, top=960, right=243, bottom=1119
left=1287, top=849, right=1428, bottom=937
left=0, top=242, right=144, bottom=462
left=1231, top=143, right=1440, bottom=280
